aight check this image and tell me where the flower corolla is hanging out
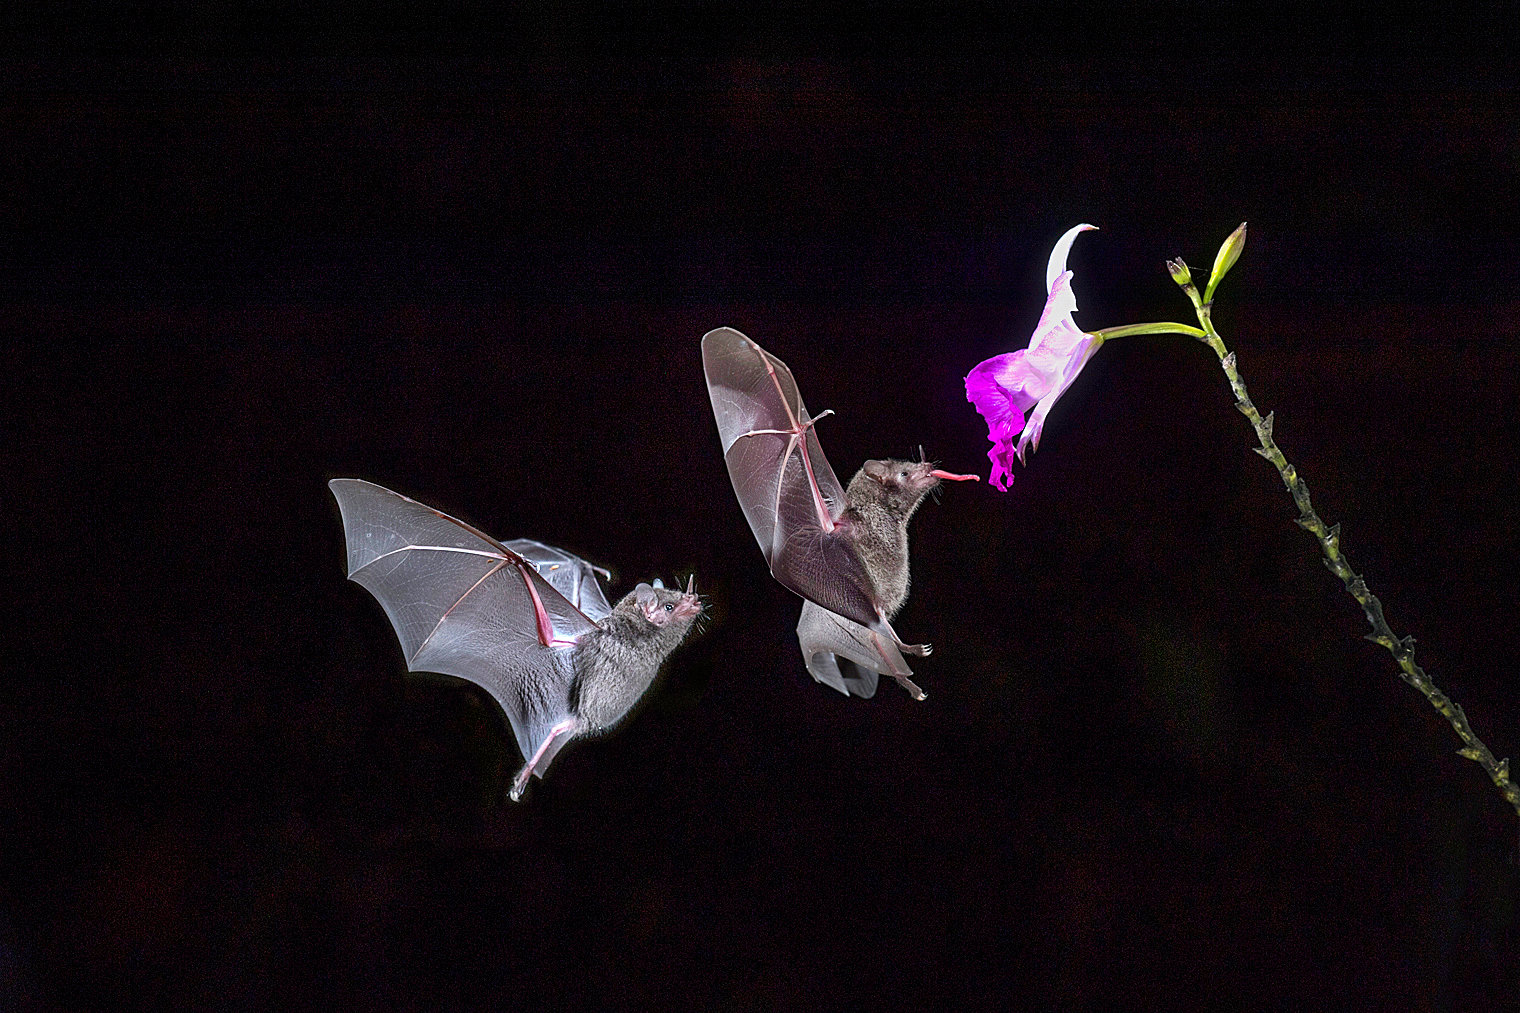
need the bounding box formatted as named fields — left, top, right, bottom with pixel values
left=964, top=224, right=1101, bottom=490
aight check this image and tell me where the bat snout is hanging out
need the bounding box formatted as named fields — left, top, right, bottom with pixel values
left=903, top=461, right=946, bottom=491
left=672, top=594, right=703, bottom=621
left=671, top=579, right=704, bottom=622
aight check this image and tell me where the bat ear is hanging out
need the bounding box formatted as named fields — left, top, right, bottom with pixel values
left=632, top=583, right=669, bottom=625
left=652, top=577, right=665, bottom=589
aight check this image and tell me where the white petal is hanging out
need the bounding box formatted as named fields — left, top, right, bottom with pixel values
left=1014, top=332, right=1101, bottom=462
left=1045, top=223, right=1099, bottom=294
left=1028, top=271, right=1081, bottom=356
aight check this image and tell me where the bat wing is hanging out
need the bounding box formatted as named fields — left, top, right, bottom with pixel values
left=797, top=600, right=923, bottom=701
left=504, top=538, right=614, bottom=622
left=329, top=479, right=599, bottom=768
left=701, top=326, right=881, bottom=629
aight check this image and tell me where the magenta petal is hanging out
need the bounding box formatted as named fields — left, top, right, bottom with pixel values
left=987, top=436, right=1018, bottom=492
left=965, top=353, right=1040, bottom=425
left=965, top=353, right=1032, bottom=490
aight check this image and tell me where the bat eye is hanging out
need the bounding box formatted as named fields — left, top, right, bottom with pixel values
left=663, top=603, right=674, bottom=612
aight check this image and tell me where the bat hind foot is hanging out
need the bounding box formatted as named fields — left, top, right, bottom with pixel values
left=879, top=619, right=930, bottom=657
left=891, top=674, right=927, bottom=701
left=510, top=755, right=549, bottom=802
left=509, top=768, right=532, bottom=803
left=509, top=718, right=579, bottom=803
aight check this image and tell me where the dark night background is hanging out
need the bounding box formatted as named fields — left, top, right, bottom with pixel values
left=5, top=7, right=1520, bottom=1010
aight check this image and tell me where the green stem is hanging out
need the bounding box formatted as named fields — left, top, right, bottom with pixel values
left=1176, top=278, right=1520, bottom=819
left=1092, top=321, right=1207, bottom=340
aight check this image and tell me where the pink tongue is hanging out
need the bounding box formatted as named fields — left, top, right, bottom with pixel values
left=930, top=469, right=979, bottom=482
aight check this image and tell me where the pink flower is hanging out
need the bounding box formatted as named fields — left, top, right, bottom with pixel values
left=965, top=224, right=1101, bottom=491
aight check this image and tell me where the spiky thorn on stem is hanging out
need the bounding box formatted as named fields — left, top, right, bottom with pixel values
left=1168, top=225, right=1520, bottom=820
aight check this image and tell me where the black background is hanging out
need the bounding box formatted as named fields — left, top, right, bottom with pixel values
left=6, top=7, right=1520, bottom=1010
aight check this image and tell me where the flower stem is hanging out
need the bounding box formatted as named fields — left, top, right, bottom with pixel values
left=1174, top=276, right=1520, bottom=819
left=1092, top=321, right=1207, bottom=341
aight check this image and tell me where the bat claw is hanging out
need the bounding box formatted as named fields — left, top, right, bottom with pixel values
left=903, top=641, right=932, bottom=657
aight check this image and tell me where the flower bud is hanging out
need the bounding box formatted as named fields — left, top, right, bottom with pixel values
left=1166, top=258, right=1192, bottom=287
left=1204, top=222, right=1247, bottom=301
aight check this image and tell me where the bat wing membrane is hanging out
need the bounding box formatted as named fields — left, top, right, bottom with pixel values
left=329, top=479, right=599, bottom=765
left=701, top=327, right=881, bottom=629
left=504, top=538, right=614, bottom=622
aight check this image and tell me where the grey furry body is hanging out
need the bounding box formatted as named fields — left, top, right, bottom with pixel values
left=838, top=459, right=935, bottom=617
left=573, top=587, right=698, bottom=733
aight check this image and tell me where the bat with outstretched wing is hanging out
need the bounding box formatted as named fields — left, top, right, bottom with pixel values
left=701, top=327, right=976, bottom=700
left=330, top=479, right=701, bottom=800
